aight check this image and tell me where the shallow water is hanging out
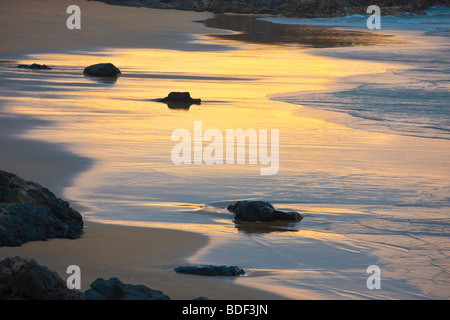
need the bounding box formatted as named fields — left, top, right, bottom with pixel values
left=0, top=19, right=449, bottom=299
left=264, top=7, right=450, bottom=141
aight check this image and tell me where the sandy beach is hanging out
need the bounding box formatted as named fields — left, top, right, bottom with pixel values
left=0, top=0, right=285, bottom=300
left=0, top=0, right=230, bottom=58
left=1, top=0, right=449, bottom=301
left=0, top=221, right=284, bottom=300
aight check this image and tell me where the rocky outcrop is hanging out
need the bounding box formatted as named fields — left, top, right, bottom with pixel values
left=83, top=63, right=121, bottom=77
left=91, top=0, right=449, bottom=17
left=85, top=277, right=171, bottom=300
left=174, top=265, right=245, bottom=276
left=17, top=63, right=52, bottom=70
left=0, top=256, right=85, bottom=300
left=0, top=170, right=84, bottom=247
left=227, top=201, right=302, bottom=222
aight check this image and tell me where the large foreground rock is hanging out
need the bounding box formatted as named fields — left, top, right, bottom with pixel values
left=0, top=256, right=85, bottom=300
left=85, top=277, right=170, bottom=300
left=83, top=63, right=121, bottom=77
left=174, top=265, right=245, bottom=277
left=0, top=170, right=84, bottom=246
left=227, top=201, right=302, bottom=222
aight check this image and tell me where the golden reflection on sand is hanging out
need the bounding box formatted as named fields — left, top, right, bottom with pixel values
left=8, top=46, right=448, bottom=204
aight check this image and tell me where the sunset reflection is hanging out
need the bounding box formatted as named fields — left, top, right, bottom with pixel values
left=4, top=46, right=446, bottom=210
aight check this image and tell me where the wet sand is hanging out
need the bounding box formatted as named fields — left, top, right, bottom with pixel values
left=0, top=0, right=284, bottom=300
left=0, top=0, right=231, bottom=58
left=0, top=222, right=283, bottom=300
left=2, top=0, right=448, bottom=301
left=0, top=114, right=92, bottom=201
left=199, top=14, right=408, bottom=48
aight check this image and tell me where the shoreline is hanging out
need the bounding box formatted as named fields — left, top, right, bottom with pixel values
left=88, top=0, right=447, bottom=18
left=0, top=113, right=93, bottom=201
left=1, top=0, right=448, bottom=300
left=0, top=0, right=289, bottom=300
left=0, top=221, right=285, bottom=300
left=0, top=0, right=232, bottom=60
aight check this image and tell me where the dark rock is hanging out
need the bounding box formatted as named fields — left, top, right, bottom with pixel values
left=155, top=92, right=201, bottom=110
left=85, top=277, right=171, bottom=300
left=83, top=63, right=121, bottom=77
left=0, top=170, right=84, bottom=247
left=165, top=101, right=194, bottom=110
left=156, top=92, right=201, bottom=104
left=0, top=256, right=85, bottom=300
left=17, top=63, right=51, bottom=70
left=88, top=277, right=126, bottom=300
left=174, top=265, right=245, bottom=277
left=227, top=201, right=302, bottom=222
left=90, top=0, right=449, bottom=18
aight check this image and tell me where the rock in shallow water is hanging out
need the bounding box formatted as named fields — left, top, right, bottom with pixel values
left=0, top=170, right=84, bottom=246
left=227, top=200, right=302, bottom=222
left=155, top=92, right=202, bottom=110
left=156, top=92, right=201, bottom=103
left=17, top=63, right=52, bottom=70
left=83, top=63, right=121, bottom=77
left=174, top=265, right=245, bottom=277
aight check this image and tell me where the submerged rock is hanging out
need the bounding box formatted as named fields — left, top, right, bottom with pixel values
left=0, top=170, right=84, bottom=247
left=85, top=277, right=170, bottom=300
left=17, top=63, right=51, bottom=70
left=0, top=256, right=85, bottom=300
left=83, top=63, right=121, bottom=77
left=174, top=265, right=245, bottom=277
left=227, top=201, right=302, bottom=222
